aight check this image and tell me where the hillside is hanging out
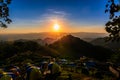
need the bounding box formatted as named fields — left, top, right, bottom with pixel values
left=49, top=35, right=114, bottom=61
left=0, top=40, right=59, bottom=65
left=71, top=32, right=107, bottom=39
left=0, top=35, right=114, bottom=65
left=91, top=38, right=120, bottom=51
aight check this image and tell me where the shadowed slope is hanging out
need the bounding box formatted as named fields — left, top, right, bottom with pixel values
left=49, top=35, right=114, bottom=61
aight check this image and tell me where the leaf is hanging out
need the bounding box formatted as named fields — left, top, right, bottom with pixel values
left=6, top=0, right=11, bottom=4
left=105, top=9, right=108, bottom=13
left=5, top=18, right=12, bottom=24
left=0, top=0, right=3, bottom=3
left=106, top=4, right=109, bottom=7
left=0, top=22, right=7, bottom=28
left=0, top=0, right=12, bottom=28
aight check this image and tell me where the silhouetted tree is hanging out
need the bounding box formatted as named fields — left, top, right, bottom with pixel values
left=0, top=0, right=12, bottom=28
left=105, top=0, right=120, bottom=41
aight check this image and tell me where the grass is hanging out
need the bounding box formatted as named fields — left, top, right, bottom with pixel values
left=57, top=67, right=114, bottom=80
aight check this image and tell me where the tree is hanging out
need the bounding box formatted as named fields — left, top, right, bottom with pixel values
left=0, top=0, right=12, bottom=28
left=105, top=0, right=120, bottom=41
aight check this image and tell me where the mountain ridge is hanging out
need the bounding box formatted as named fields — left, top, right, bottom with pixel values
left=49, top=35, right=113, bottom=61
left=0, top=32, right=107, bottom=41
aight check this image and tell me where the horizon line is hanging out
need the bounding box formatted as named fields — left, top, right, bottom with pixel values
left=0, top=31, right=108, bottom=35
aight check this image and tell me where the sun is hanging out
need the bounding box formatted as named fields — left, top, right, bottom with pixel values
left=53, top=23, right=60, bottom=31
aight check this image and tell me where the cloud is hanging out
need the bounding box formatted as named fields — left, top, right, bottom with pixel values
left=11, top=9, right=70, bottom=29
left=47, top=9, right=67, bottom=16
left=36, top=9, right=69, bottom=25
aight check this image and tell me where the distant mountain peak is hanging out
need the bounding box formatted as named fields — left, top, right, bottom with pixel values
left=57, top=34, right=86, bottom=44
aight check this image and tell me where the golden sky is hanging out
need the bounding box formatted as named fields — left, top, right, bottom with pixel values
left=0, top=24, right=106, bottom=34
left=0, top=0, right=109, bottom=34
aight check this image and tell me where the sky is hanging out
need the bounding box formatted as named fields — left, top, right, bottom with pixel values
left=0, top=0, right=110, bottom=34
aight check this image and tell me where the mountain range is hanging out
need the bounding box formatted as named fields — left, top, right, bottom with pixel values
left=0, top=32, right=107, bottom=41
left=0, top=34, right=114, bottom=64
left=91, top=38, right=120, bottom=52
left=49, top=35, right=113, bottom=61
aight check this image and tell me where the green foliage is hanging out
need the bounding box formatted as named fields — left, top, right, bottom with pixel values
left=7, top=51, right=36, bottom=64
left=110, top=52, right=120, bottom=63
left=105, top=0, right=120, bottom=41
left=13, top=40, right=40, bottom=52
left=0, top=0, right=12, bottom=28
left=0, top=41, right=17, bottom=60
left=0, top=40, right=59, bottom=65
